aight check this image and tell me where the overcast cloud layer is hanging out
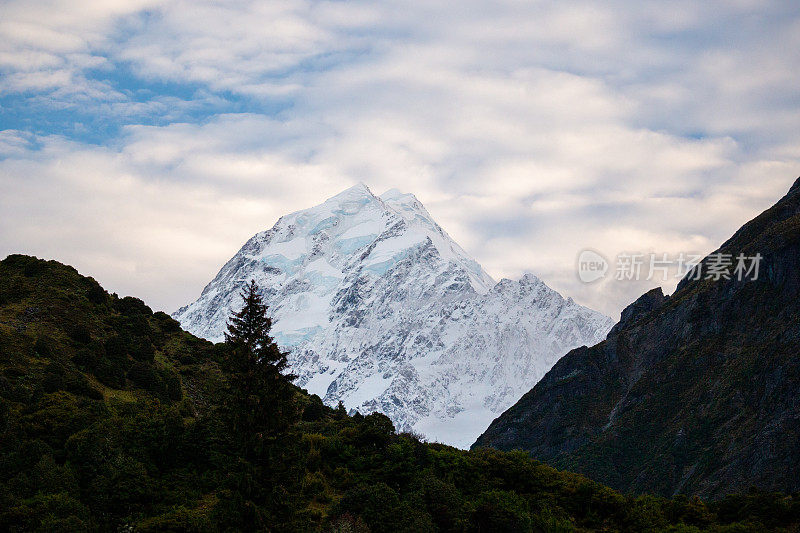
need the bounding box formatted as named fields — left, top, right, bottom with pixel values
left=1, top=0, right=799, bottom=318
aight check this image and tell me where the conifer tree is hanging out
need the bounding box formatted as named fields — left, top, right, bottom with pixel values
left=219, top=279, right=300, bottom=528
left=223, top=279, right=296, bottom=443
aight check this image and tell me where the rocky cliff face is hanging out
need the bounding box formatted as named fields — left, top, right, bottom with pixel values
left=473, top=177, right=800, bottom=498
left=174, top=183, right=613, bottom=447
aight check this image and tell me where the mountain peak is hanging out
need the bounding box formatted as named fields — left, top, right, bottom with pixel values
left=520, top=272, right=544, bottom=285
left=326, top=181, right=377, bottom=204
left=380, top=188, right=418, bottom=204
left=174, top=185, right=611, bottom=446
left=379, top=187, right=404, bottom=199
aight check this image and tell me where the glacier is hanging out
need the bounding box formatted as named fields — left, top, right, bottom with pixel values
left=173, top=183, right=613, bottom=448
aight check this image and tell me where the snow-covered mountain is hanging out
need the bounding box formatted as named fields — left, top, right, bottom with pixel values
left=174, top=183, right=613, bottom=447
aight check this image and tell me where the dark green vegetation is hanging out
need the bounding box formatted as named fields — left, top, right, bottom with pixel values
left=1, top=254, right=798, bottom=531
left=474, top=178, right=800, bottom=500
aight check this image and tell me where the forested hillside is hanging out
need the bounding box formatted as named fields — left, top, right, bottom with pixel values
left=1, top=254, right=797, bottom=532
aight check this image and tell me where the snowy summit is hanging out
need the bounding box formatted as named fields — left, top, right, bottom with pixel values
left=174, top=183, right=613, bottom=447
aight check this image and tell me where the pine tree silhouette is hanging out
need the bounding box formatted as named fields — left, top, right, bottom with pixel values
left=223, top=280, right=296, bottom=442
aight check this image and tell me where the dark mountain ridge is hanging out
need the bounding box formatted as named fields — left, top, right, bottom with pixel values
left=473, top=177, right=800, bottom=499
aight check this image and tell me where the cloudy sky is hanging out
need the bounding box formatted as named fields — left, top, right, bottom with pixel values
left=1, top=0, right=798, bottom=318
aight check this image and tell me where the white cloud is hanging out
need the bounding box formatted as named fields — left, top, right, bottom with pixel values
left=0, top=130, right=35, bottom=156
left=0, top=0, right=798, bottom=318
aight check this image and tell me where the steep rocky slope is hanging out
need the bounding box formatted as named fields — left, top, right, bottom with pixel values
left=473, top=177, right=800, bottom=498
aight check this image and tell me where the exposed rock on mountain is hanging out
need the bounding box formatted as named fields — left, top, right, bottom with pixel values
left=174, top=183, right=612, bottom=447
left=473, top=177, right=800, bottom=497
